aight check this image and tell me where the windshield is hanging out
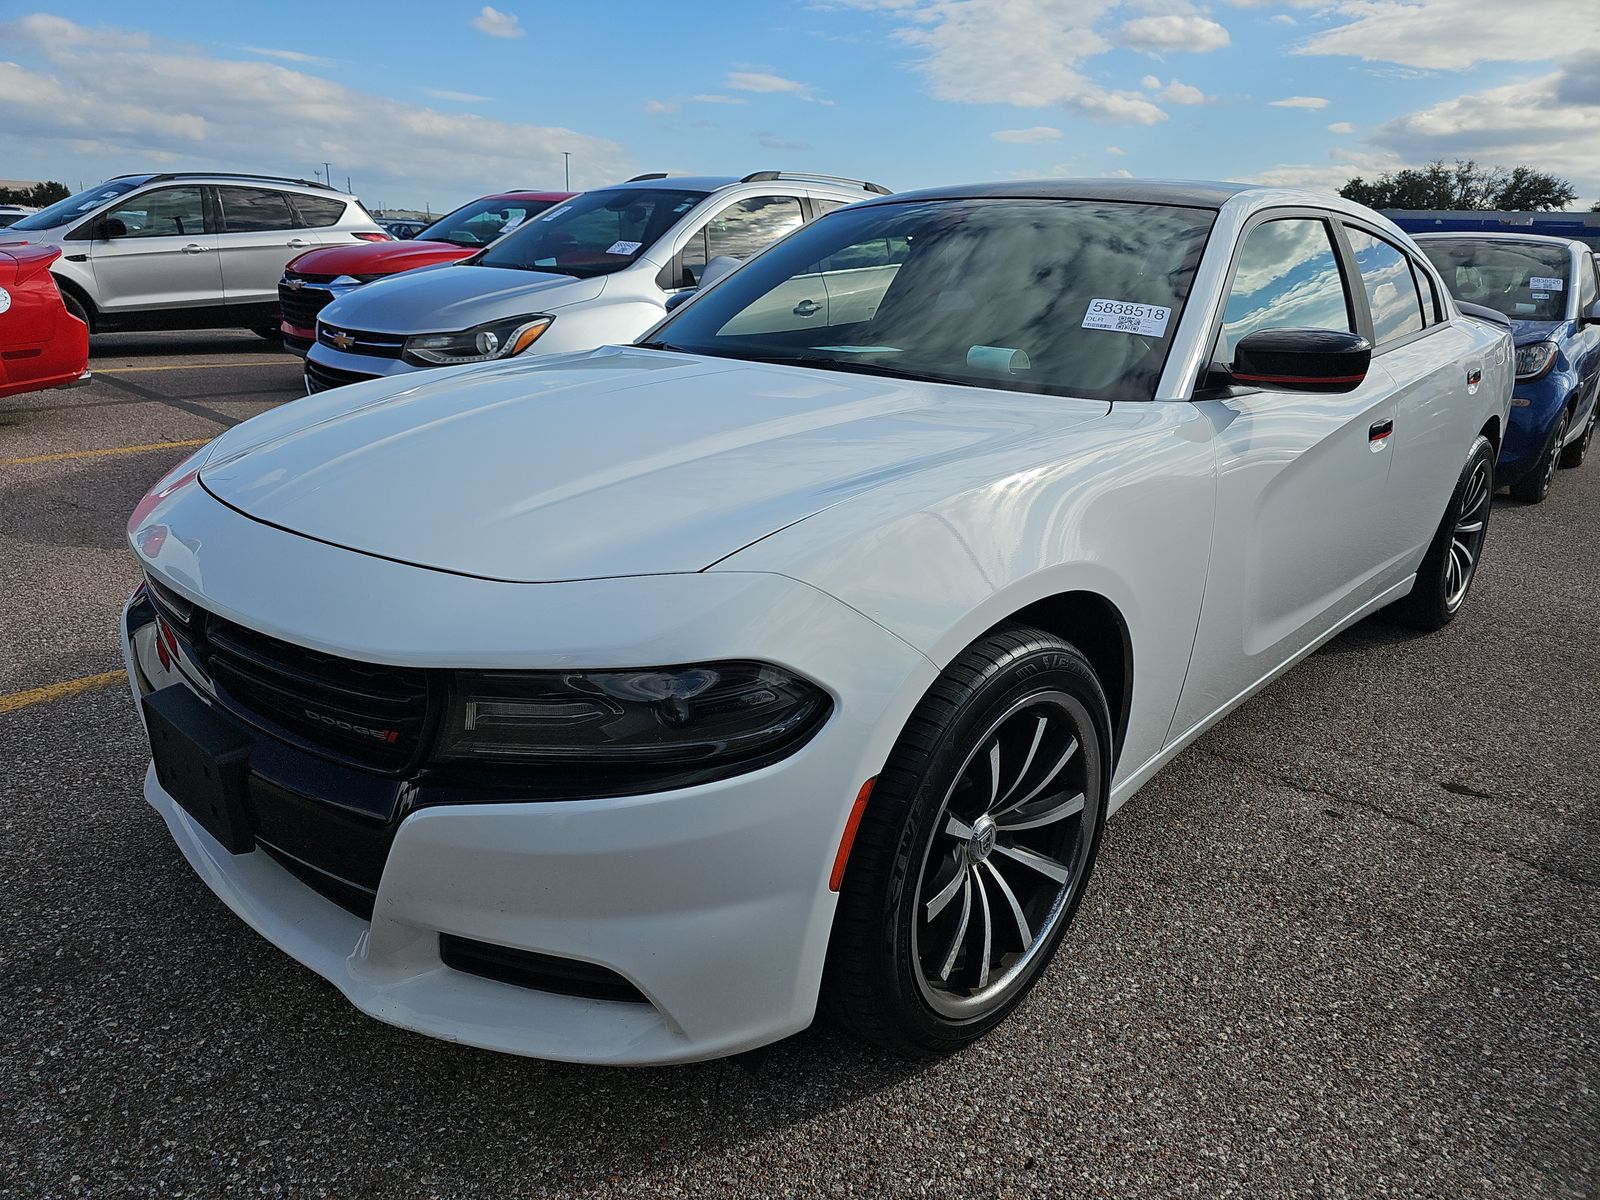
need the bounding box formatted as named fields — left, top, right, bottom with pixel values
left=1418, top=238, right=1571, bottom=322
left=418, top=195, right=563, bottom=248
left=647, top=197, right=1217, bottom=402
left=10, top=179, right=144, bottom=231
left=472, top=187, right=705, bottom=277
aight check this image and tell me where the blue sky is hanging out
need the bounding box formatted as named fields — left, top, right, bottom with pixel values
left=4, top=2, right=1599, bottom=211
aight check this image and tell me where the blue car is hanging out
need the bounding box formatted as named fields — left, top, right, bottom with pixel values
left=1415, top=233, right=1600, bottom=502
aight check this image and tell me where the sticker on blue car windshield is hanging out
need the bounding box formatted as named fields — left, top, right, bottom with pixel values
left=1530, top=276, right=1564, bottom=291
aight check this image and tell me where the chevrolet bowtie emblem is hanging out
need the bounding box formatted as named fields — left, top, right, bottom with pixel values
left=287, top=279, right=304, bottom=290
left=328, top=330, right=355, bottom=351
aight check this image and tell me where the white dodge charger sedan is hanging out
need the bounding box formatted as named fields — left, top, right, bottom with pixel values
left=122, top=181, right=1512, bottom=1064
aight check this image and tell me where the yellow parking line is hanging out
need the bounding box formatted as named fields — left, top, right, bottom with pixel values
left=1, top=437, right=209, bottom=467
left=95, top=360, right=300, bottom=373
left=0, top=671, right=124, bottom=716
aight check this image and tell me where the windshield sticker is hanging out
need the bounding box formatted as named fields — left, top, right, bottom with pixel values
left=1532, top=292, right=1550, bottom=301
left=1529, top=276, right=1564, bottom=291
left=499, top=214, right=525, bottom=233
left=1082, top=298, right=1171, bottom=337
left=607, top=240, right=643, bottom=256
left=540, top=205, right=573, bottom=222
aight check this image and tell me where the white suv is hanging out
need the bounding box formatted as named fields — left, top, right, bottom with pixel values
left=303, top=171, right=890, bottom=390
left=1, top=173, right=387, bottom=337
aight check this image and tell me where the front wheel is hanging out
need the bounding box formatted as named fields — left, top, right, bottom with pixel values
left=1388, top=434, right=1494, bottom=631
left=1559, top=403, right=1595, bottom=469
left=1511, top=409, right=1568, bottom=504
left=823, top=626, right=1111, bottom=1057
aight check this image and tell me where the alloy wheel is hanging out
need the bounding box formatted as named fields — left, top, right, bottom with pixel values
left=1541, top=413, right=1568, bottom=493
left=910, top=689, right=1100, bottom=1019
left=1444, top=454, right=1492, bottom=613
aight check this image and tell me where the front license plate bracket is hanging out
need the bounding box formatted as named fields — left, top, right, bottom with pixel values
left=142, top=684, right=255, bottom=854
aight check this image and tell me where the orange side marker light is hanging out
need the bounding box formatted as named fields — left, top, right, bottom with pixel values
left=829, top=777, right=877, bottom=892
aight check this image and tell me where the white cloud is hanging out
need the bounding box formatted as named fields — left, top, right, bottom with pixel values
left=424, top=88, right=491, bottom=103
left=692, top=93, right=746, bottom=105
left=241, top=46, right=332, bottom=67
left=1327, top=121, right=1354, bottom=134
left=1110, top=168, right=1134, bottom=178
left=757, top=133, right=812, bottom=151
left=992, top=126, right=1063, bottom=143
left=1115, top=14, right=1230, bottom=52
left=1245, top=149, right=1400, bottom=192
left=1106, top=144, right=1126, bottom=155
left=726, top=71, right=821, bottom=99
left=1142, top=75, right=1209, bottom=104
left=1296, top=0, right=1600, bottom=71
left=0, top=14, right=628, bottom=201
left=644, top=99, right=678, bottom=114
left=470, top=5, right=524, bottom=38
left=1270, top=95, right=1329, bottom=109
left=840, top=0, right=1165, bottom=124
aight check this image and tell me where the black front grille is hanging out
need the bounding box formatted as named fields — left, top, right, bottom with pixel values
left=200, top=614, right=431, bottom=773
left=316, top=324, right=406, bottom=359
left=304, top=358, right=378, bottom=392
left=439, top=935, right=648, bottom=1003
left=278, top=280, right=335, bottom=330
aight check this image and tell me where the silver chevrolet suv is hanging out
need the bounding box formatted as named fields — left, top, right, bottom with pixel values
left=303, top=171, right=891, bottom=391
left=0, top=173, right=387, bottom=337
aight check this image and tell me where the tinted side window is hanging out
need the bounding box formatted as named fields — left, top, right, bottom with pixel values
left=1344, top=226, right=1425, bottom=345
left=217, top=187, right=297, bottom=233
left=291, top=194, right=348, bottom=227
left=706, top=196, right=805, bottom=261
left=108, top=187, right=206, bottom=238
left=1580, top=254, right=1599, bottom=313
left=812, top=198, right=848, bottom=218
left=1219, top=217, right=1353, bottom=362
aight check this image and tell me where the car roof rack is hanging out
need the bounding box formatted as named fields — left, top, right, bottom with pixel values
left=138, top=171, right=338, bottom=191
left=740, top=171, right=892, bottom=196
left=627, top=173, right=672, bottom=182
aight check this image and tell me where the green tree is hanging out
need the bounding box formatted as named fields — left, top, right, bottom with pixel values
left=0, top=180, right=70, bottom=206
left=1339, top=159, right=1576, bottom=211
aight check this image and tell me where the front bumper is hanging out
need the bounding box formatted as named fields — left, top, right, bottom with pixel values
left=1501, top=371, right=1575, bottom=484
left=303, top=342, right=420, bottom=391
left=120, top=494, right=934, bottom=1062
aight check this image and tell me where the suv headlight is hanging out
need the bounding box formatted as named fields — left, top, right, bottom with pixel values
left=1514, top=341, right=1558, bottom=381
left=436, top=662, right=830, bottom=766
left=402, top=315, right=553, bottom=366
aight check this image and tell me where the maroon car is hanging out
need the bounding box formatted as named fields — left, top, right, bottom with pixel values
left=277, top=190, right=574, bottom=353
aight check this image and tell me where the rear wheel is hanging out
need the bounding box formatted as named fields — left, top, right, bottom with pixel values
left=1511, top=409, right=1568, bottom=503
left=824, top=626, right=1111, bottom=1057
left=1559, top=403, right=1595, bottom=469
left=1388, top=434, right=1494, bottom=631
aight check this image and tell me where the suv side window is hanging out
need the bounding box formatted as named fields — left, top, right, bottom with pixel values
left=681, top=195, right=805, bottom=285
left=1218, top=217, right=1353, bottom=363
left=107, top=186, right=207, bottom=238
left=1343, top=226, right=1426, bottom=345
left=217, top=186, right=299, bottom=233
left=291, top=194, right=348, bottom=227
left=811, top=198, right=848, bottom=218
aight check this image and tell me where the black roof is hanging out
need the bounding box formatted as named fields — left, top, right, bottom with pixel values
left=857, top=178, right=1251, bottom=209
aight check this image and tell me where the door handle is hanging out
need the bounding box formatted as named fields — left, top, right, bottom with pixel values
left=181, top=243, right=209, bottom=254
left=792, top=299, right=820, bottom=317
left=286, top=239, right=311, bottom=249
left=1467, top=367, right=1482, bottom=387
left=1369, top=418, right=1394, bottom=448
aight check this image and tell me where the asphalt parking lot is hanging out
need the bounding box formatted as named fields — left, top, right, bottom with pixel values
left=2, top=335, right=1596, bottom=1199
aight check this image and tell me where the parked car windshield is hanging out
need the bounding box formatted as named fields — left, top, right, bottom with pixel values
left=9, top=179, right=143, bottom=231
left=647, top=198, right=1217, bottom=402
left=1418, top=237, right=1571, bottom=322
left=471, top=188, right=706, bottom=278
left=419, top=196, right=563, bottom=248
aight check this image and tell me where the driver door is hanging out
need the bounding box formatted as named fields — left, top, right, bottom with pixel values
left=87, top=186, right=222, bottom=316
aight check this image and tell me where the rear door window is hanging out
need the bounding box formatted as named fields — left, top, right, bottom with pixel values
left=217, top=187, right=299, bottom=233
left=1344, top=226, right=1426, bottom=345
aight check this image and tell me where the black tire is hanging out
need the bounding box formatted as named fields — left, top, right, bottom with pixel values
left=1511, top=409, right=1568, bottom=504
left=823, top=625, right=1112, bottom=1058
left=1388, top=434, right=1495, bottom=631
left=59, top=288, right=92, bottom=333
left=251, top=326, right=285, bottom=343
left=1559, top=403, right=1595, bottom=469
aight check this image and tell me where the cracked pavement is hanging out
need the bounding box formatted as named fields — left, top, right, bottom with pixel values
left=2, top=332, right=1595, bottom=1198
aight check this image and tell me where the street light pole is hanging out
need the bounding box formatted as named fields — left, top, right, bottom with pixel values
left=563, top=152, right=571, bottom=190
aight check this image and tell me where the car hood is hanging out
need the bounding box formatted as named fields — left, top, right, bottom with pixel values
left=196, top=347, right=1108, bottom=583
left=316, top=263, right=604, bottom=334
left=287, top=240, right=473, bottom=277
left=1509, top=318, right=1568, bottom=346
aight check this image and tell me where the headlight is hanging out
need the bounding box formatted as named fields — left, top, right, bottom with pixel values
left=402, top=315, right=553, bottom=366
left=1514, top=341, right=1558, bottom=381
left=436, top=661, right=830, bottom=766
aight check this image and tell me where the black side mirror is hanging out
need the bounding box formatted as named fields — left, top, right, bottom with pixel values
left=1227, top=328, right=1373, bottom=393
left=98, top=217, right=128, bottom=239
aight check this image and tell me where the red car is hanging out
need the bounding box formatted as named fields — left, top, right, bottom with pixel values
left=0, top=243, right=89, bottom=399
left=277, top=189, right=574, bottom=353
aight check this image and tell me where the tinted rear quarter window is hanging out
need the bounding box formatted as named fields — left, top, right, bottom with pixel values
left=291, top=194, right=349, bottom=227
